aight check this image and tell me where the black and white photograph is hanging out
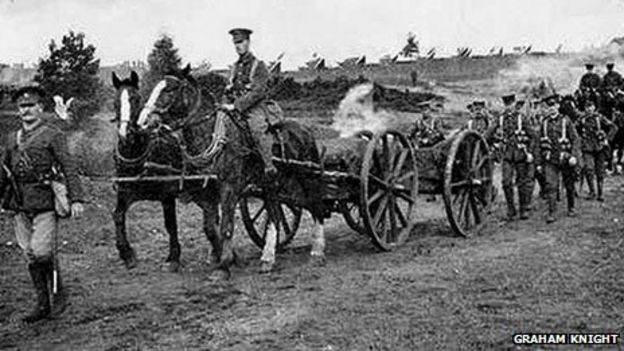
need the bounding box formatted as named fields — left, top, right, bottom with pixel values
left=0, top=0, right=623, bottom=349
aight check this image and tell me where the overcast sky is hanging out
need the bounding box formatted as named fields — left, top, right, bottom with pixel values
left=1, top=0, right=624, bottom=69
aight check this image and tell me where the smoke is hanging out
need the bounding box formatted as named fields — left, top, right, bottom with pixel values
left=330, top=83, right=400, bottom=138
left=495, top=41, right=624, bottom=98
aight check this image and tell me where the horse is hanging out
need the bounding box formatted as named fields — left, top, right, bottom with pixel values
left=110, top=70, right=221, bottom=273
left=136, top=64, right=329, bottom=277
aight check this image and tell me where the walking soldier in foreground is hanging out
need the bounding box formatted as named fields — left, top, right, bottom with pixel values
left=578, top=99, right=617, bottom=201
left=221, top=28, right=283, bottom=178
left=537, top=94, right=581, bottom=223
left=488, top=94, right=539, bottom=220
left=0, top=85, right=84, bottom=323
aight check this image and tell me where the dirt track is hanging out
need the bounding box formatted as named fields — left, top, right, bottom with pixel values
left=1, top=164, right=623, bottom=350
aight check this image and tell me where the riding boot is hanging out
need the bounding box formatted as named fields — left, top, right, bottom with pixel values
left=503, top=186, right=516, bottom=220
left=45, top=258, right=68, bottom=318
left=23, top=262, right=51, bottom=323
left=597, top=180, right=604, bottom=202
left=586, top=174, right=595, bottom=199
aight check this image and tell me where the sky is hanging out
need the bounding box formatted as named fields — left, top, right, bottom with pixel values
left=1, top=0, right=624, bottom=69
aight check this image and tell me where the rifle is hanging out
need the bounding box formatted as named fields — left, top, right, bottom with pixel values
left=1, top=163, right=22, bottom=209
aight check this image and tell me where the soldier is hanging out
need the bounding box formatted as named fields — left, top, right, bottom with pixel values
left=467, top=100, right=491, bottom=133
left=537, top=94, right=581, bottom=223
left=602, top=63, right=623, bottom=93
left=409, top=112, right=444, bottom=147
left=221, top=28, right=282, bottom=177
left=488, top=94, right=539, bottom=220
left=578, top=99, right=617, bottom=201
left=579, top=63, right=602, bottom=92
left=1, top=85, right=84, bottom=323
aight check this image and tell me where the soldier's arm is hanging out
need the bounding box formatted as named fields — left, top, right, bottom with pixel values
left=602, top=115, right=618, bottom=141
left=567, top=117, right=582, bottom=161
left=233, top=60, right=269, bottom=113
left=527, top=125, right=541, bottom=165
left=50, top=130, right=84, bottom=203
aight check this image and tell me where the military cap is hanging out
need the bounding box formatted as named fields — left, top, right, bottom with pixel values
left=229, top=28, right=253, bottom=43
left=501, top=94, right=515, bottom=105
left=542, top=93, right=560, bottom=104
left=585, top=63, right=595, bottom=70
left=473, top=100, right=486, bottom=108
left=12, top=84, right=46, bottom=105
left=607, top=63, right=615, bottom=69
left=466, top=103, right=474, bottom=110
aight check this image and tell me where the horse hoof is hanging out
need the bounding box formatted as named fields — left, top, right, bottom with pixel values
left=168, top=262, right=181, bottom=273
left=208, top=268, right=230, bottom=282
left=259, top=261, right=274, bottom=274
left=309, top=255, right=326, bottom=267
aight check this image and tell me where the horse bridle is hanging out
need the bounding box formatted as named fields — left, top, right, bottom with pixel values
left=146, top=75, right=203, bottom=130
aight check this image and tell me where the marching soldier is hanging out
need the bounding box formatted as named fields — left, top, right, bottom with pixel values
left=221, top=28, right=282, bottom=177
left=578, top=99, right=617, bottom=201
left=1, top=85, right=84, bottom=323
left=488, top=94, right=539, bottom=220
left=537, top=94, right=581, bottom=223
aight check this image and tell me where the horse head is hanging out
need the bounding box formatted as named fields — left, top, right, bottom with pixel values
left=112, top=70, right=141, bottom=139
left=137, top=64, right=204, bottom=131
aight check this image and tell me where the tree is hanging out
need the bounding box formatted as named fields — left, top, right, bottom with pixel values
left=34, top=31, right=103, bottom=125
left=141, top=34, right=182, bottom=97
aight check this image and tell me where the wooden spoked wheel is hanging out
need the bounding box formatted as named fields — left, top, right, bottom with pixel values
left=360, top=130, right=418, bottom=251
left=240, top=196, right=302, bottom=251
left=442, top=130, right=494, bottom=238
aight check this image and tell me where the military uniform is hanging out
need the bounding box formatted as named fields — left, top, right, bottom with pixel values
left=409, top=114, right=444, bottom=147
left=602, top=64, right=623, bottom=92
left=467, top=101, right=491, bottom=134
left=538, top=107, right=581, bottom=222
left=226, top=28, right=282, bottom=175
left=1, top=86, right=84, bottom=323
left=489, top=101, right=539, bottom=219
left=579, top=71, right=602, bottom=92
left=578, top=109, right=617, bottom=201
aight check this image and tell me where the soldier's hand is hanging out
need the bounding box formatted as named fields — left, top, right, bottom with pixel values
left=71, top=202, right=84, bottom=219
left=53, top=96, right=74, bottom=120
left=221, top=104, right=235, bottom=112
left=536, top=165, right=543, bottom=173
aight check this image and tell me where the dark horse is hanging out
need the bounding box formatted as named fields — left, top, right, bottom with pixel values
left=111, top=71, right=221, bottom=273
left=137, top=65, right=328, bottom=277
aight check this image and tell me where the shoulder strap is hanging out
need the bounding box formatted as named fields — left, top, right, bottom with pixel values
left=249, top=58, right=259, bottom=81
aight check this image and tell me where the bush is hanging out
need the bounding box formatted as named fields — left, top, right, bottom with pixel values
left=34, top=31, right=105, bottom=129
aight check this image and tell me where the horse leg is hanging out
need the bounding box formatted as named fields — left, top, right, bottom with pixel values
left=259, top=204, right=278, bottom=273
left=162, top=196, right=181, bottom=272
left=309, top=217, right=326, bottom=267
left=209, top=184, right=238, bottom=281
left=112, top=194, right=137, bottom=269
left=198, top=200, right=221, bottom=267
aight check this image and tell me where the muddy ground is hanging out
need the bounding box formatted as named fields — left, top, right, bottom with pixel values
left=1, top=163, right=623, bottom=350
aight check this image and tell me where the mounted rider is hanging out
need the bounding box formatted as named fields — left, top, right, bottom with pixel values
left=578, top=63, right=602, bottom=108
left=602, top=63, right=623, bottom=93
left=221, top=28, right=283, bottom=177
